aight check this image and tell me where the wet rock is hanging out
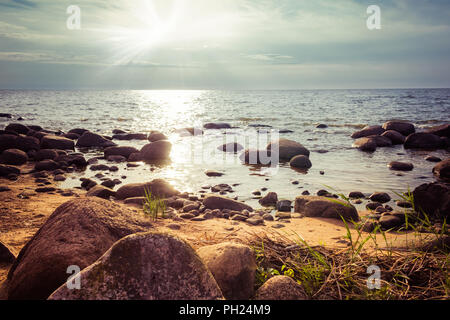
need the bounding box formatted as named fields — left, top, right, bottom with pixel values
left=276, top=200, right=292, bottom=212
left=62, top=132, right=80, bottom=140
left=425, top=155, right=442, bottom=163
left=5, top=123, right=29, bottom=135
left=349, top=191, right=365, bottom=199
left=90, top=164, right=110, bottom=171
left=366, top=202, right=383, bottom=210
left=388, top=161, right=414, bottom=171
left=148, top=131, right=167, bottom=142
left=112, top=133, right=148, bottom=141
left=0, top=134, right=18, bottom=152
left=0, top=113, right=12, bottom=118
left=204, top=123, right=231, bottom=129
left=197, top=242, right=256, bottom=300
left=49, top=232, right=223, bottom=300
left=203, top=195, right=253, bottom=212
left=41, top=135, right=74, bottom=150
left=352, top=137, right=377, bottom=152
left=382, top=121, right=415, bottom=136
left=15, top=135, right=40, bottom=152
left=54, top=175, right=66, bottom=182
left=205, top=170, right=224, bottom=177
left=254, top=276, right=308, bottom=300
left=381, top=130, right=406, bottom=145
left=86, top=185, right=116, bottom=199
left=175, top=127, right=204, bottom=136
left=294, top=196, right=359, bottom=222
left=1, top=149, right=28, bottom=165
left=140, top=140, right=172, bottom=161
left=76, top=132, right=116, bottom=148
left=0, top=241, right=16, bottom=264
left=7, top=198, right=151, bottom=300
left=302, top=190, right=310, bottom=195
left=289, top=155, right=312, bottom=169
left=413, top=182, right=450, bottom=220
left=218, top=142, right=244, bottom=153
left=396, top=200, right=412, bottom=208
left=34, top=149, right=58, bottom=161
left=106, top=155, right=127, bottom=163
left=116, top=179, right=179, bottom=200
left=81, top=178, right=97, bottom=190
left=128, top=152, right=142, bottom=162
left=68, top=128, right=88, bottom=136
left=262, top=213, right=274, bottom=221
left=267, top=138, right=310, bottom=161
left=351, top=125, right=385, bottom=139
left=425, top=124, right=450, bottom=138
left=432, top=159, right=450, bottom=182
left=366, top=135, right=393, bottom=147
left=211, top=184, right=233, bottom=193
left=35, top=160, right=59, bottom=171
left=55, top=154, right=87, bottom=167
left=104, top=146, right=139, bottom=160
left=404, top=133, right=443, bottom=149
left=240, top=149, right=273, bottom=165
left=369, top=192, right=391, bottom=203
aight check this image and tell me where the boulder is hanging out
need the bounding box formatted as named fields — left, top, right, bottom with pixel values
left=388, top=161, right=414, bottom=171
left=369, top=192, right=391, bottom=203
left=0, top=241, right=16, bottom=264
left=197, top=242, right=256, bottom=300
left=352, top=137, right=377, bottom=152
left=15, top=135, right=40, bottom=152
left=404, top=133, right=442, bottom=149
left=413, top=182, right=450, bottom=220
left=240, top=149, right=273, bottom=165
left=204, top=123, right=231, bottom=129
left=259, top=192, right=278, bottom=206
left=1, top=149, right=28, bottom=165
left=218, top=142, right=244, bottom=153
left=35, top=160, right=59, bottom=171
left=140, top=140, right=172, bottom=161
left=267, top=139, right=310, bottom=161
left=5, top=123, right=29, bottom=134
left=382, top=121, right=415, bottom=136
left=76, top=132, right=116, bottom=148
left=34, top=149, right=58, bottom=161
left=379, top=215, right=402, bottom=230
left=49, top=232, right=223, bottom=300
left=254, top=276, right=308, bottom=300
left=0, top=134, right=18, bottom=152
left=115, top=179, right=179, bottom=200
left=0, top=164, right=20, bottom=177
left=381, top=130, right=406, bottom=145
left=289, top=155, right=312, bottom=169
left=7, top=198, right=152, bottom=300
left=294, top=196, right=359, bottom=222
left=148, top=131, right=167, bottom=142
left=351, top=125, right=385, bottom=139
left=426, top=124, right=450, bottom=138
left=41, top=135, right=74, bottom=150
left=366, top=135, right=392, bottom=147
left=86, top=185, right=116, bottom=199
left=203, top=195, right=253, bottom=212
left=432, top=159, right=450, bottom=182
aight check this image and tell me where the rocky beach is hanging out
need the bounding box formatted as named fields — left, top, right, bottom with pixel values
left=0, top=110, right=449, bottom=300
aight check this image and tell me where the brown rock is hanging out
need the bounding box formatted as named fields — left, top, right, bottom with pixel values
left=294, top=196, right=359, bottom=222
left=254, top=276, right=308, bottom=300
left=404, top=133, right=443, bottom=149
left=267, top=138, right=310, bottom=161
left=0, top=241, right=15, bottom=264
left=351, top=125, right=385, bottom=139
left=140, top=140, right=172, bottom=161
left=86, top=185, right=116, bottom=199
left=381, top=130, right=406, bottom=145
left=41, top=135, right=75, bottom=150
left=382, top=121, right=415, bottom=136
left=115, top=179, right=179, bottom=200
left=76, top=132, right=116, bottom=148
left=352, top=137, right=377, bottom=152
left=203, top=195, right=253, bottom=212
left=388, top=161, right=414, bottom=171
left=104, top=146, right=139, bottom=159
left=432, top=158, right=450, bottom=182
left=413, top=182, right=450, bottom=220
left=1, top=149, right=28, bottom=165
left=259, top=192, right=278, bottom=206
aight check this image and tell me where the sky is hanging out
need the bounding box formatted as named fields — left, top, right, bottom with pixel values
left=0, top=0, right=449, bottom=89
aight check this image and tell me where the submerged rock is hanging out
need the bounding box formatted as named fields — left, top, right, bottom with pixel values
left=218, top=142, right=244, bottom=153
left=204, top=123, right=231, bottom=129
left=49, top=232, right=223, bottom=300
left=7, top=198, right=151, bottom=300
left=197, top=242, right=256, bottom=300
left=104, top=146, right=139, bottom=160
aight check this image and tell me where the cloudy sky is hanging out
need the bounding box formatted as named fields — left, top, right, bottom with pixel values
left=0, top=0, right=449, bottom=89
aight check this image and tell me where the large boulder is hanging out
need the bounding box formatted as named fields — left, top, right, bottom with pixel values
left=351, top=125, right=385, bottom=139
left=382, top=121, right=415, bottom=136
left=1, top=149, right=28, bottom=165
left=426, top=124, right=450, bottom=138
left=432, top=159, right=450, bottom=182
left=76, top=132, right=116, bottom=148
left=381, top=130, right=406, bottom=145
left=197, top=242, right=256, bottom=300
left=5, top=123, right=29, bottom=135
left=0, top=164, right=20, bottom=177
left=48, top=232, right=223, bottom=300
left=254, top=276, right=308, bottom=300
left=413, top=182, right=449, bottom=220
left=104, top=146, right=139, bottom=160
left=115, top=179, right=179, bottom=200
left=294, top=196, right=359, bottom=222
left=352, top=137, right=377, bottom=152
left=140, top=140, right=172, bottom=161
left=203, top=195, right=253, bottom=212
left=267, top=139, right=310, bottom=161
left=7, top=198, right=152, bottom=300
left=0, top=241, right=15, bottom=264
left=404, top=133, right=443, bottom=149
left=41, top=135, right=74, bottom=150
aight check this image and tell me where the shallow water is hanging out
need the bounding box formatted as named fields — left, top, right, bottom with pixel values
left=1, top=89, right=449, bottom=207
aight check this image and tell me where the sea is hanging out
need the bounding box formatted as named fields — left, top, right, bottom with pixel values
left=1, top=89, right=449, bottom=207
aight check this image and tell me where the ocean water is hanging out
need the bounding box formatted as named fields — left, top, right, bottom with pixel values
left=1, top=89, right=449, bottom=207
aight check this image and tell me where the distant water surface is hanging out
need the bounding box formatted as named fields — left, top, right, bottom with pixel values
left=1, top=89, right=449, bottom=207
